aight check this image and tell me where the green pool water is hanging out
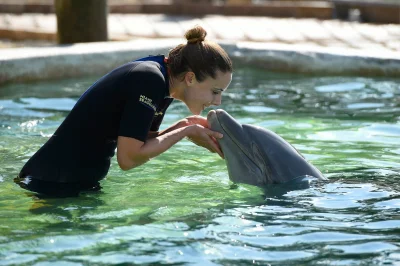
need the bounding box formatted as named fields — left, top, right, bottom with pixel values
left=0, top=66, right=399, bottom=265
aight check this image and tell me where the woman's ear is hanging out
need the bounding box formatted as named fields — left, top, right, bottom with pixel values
left=184, top=72, right=196, bottom=86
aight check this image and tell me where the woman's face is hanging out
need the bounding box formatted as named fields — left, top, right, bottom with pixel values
left=183, top=70, right=232, bottom=115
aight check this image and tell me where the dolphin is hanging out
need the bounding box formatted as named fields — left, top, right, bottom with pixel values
left=207, top=109, right=327, bottom=187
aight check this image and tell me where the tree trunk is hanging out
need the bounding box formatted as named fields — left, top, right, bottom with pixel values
left=55, top=0, right=108, bottom=44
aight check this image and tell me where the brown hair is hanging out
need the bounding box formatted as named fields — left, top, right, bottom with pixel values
left=167, top=25, right=233, bottom=82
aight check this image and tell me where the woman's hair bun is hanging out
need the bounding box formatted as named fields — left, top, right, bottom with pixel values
left=185, top=25, right=207, bottom=44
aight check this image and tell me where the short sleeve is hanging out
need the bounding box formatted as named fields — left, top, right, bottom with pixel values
left=118, top=62, right=167, bottom=142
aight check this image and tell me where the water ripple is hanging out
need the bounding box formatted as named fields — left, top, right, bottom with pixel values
left=326, top=242, right=398, bottom=254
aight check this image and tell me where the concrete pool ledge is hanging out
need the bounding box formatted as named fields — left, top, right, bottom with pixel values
left=232, top=42, right=400, bottom=76
left=0, top=38, right=399, bottom=85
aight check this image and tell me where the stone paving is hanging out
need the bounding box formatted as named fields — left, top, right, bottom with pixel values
left=0, top=13, right=399, bottom=53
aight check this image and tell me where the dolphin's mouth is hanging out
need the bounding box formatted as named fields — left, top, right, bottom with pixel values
left=208, top=109, right=262, bottom=174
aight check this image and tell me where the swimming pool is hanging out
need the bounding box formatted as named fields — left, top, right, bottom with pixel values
left=0, top=66, right=399, bottom=265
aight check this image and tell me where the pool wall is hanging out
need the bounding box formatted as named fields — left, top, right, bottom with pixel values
left=0, top=38, right=399, bottom=85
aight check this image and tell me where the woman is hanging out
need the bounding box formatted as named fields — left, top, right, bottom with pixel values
left=15, top=25, right=233, bottom=197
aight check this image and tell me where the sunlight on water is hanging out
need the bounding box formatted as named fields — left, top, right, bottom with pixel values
left=314, top=82, right=366, bottom=92
left=0, top=67, right=399, bottom=265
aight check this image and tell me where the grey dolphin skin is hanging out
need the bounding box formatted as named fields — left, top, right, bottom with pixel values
left=207, top=109, right=327, bottom=187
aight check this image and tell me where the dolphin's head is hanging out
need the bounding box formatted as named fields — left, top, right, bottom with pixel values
left=207, top=109, right=268, bottom=186
left=207, top=109, right=326, bottom=186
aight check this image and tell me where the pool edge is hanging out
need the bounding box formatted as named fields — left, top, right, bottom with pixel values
left=0, top=38, right=399, bottom=85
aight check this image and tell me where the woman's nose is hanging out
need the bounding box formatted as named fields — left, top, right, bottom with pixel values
left=212, top=95, right=222, bottom=106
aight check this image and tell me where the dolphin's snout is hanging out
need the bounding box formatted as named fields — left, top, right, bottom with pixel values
left=208, top=109, right=241, bottom=131
left=207, top=109, right=226, bottom=128
left=207, top=109, right=216, bottom=121
left=207, top=109, right=217, bottom=129
left=207, top=109, right=226, bottom=121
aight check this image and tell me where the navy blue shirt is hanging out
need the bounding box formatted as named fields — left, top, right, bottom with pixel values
left=19, top=55, right=173, bottom=183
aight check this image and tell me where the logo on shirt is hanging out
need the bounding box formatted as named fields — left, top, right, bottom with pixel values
left=139, top=95, right=157, bottom=111
left=155, top=111, right=163, bottom=116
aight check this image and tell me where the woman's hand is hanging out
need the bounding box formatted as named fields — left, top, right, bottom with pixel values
left=179, top=115, right=209, bottom=128
left=185, top=123, right=224, bottom=159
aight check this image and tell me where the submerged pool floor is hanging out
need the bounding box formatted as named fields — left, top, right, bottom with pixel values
left=0, top=67, right=399, bottom=265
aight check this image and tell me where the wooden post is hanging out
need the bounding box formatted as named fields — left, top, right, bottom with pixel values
left=55, top=0, right=108, bottom=44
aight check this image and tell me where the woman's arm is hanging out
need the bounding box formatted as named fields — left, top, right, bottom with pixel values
left=147, top=119, right=187, bottom=139
left=117, top=123, right=223, bottom=171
